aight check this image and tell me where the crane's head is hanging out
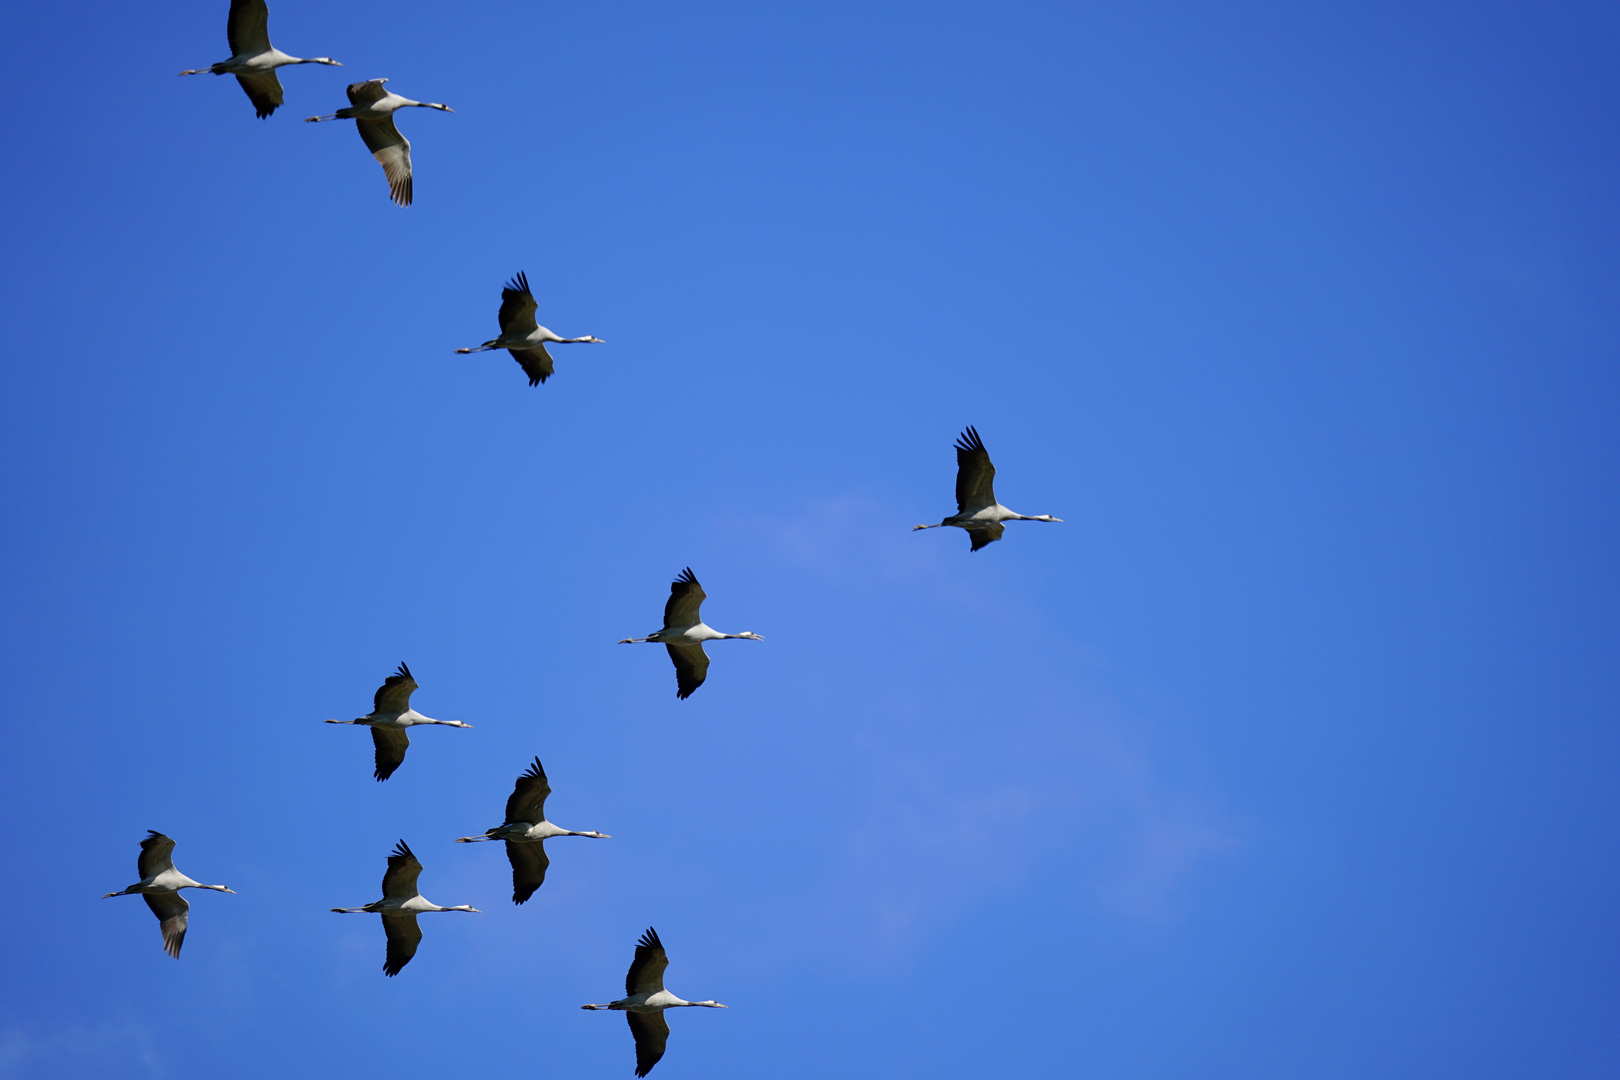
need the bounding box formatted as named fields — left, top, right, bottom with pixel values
left=734, top=631, right=764, bottom=641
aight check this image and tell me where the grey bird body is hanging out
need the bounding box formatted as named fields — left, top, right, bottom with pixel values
left=179, top=0, right=341, bottom=118
left=330, top=841, right=479, bottom=976
left=324, top=663, right=473, bottom=781
left=456, top=758, right=610, bottom=904
left=455, top=272, right=605, bottom=386
left=305, top=79, right=454, bottom=206
left=913, top=426, right=1062, bottom=550
left=102, top=831, right=235, bottom=958
left=618, top=569, right=763, bottom=699
left=582, top=928, right=727, bottom=1076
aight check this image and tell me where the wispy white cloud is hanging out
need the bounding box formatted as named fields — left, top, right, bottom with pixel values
left=734, top=496, right=1243, bottom=964
left=0, top=1018, right=163, bottom=1080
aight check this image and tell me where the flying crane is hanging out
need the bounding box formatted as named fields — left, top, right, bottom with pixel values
left=456, top=757, right=611, bottom=904
left=102, top=831, right=235, bottom=958
left=324, top=663, right=473, bottom=781
left=582, top=928, right=727, bottom=1076
left=179, top=0, right=342, bottom=119
left=618, top=569, right=763, bottom=699
left=914, top=426, right=1062, bottom=550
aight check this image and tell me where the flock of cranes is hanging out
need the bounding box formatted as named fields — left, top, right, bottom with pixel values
left=118, top=0, right=1065, bottom=1073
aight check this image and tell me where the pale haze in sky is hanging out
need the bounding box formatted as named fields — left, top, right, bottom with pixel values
left=1, top=1, right=1618, bottom=1078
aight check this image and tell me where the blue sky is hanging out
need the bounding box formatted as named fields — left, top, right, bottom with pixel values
left=2, top=0, right=1618, bottom=1076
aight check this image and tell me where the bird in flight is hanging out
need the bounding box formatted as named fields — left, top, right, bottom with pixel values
left=306, top=79, right=453, bottom=206
left=582, top=928, right=728, bottom=1076
left=914, top=426, right=1062, bottom=550
left=455, top=272, right=605, bottom=386
left=619, top=569, right=763, bottom=699
left=179, top=0, right=342, bottom=119
left=103, top=831, right=235, bottom=958
left=331, top=841, right=480, bottom=976
left=324, top=663, right=473, bottom=781
left=456, top=757, right=611, bottom=904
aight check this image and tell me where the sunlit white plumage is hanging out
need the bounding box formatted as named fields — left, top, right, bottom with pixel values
left=913, top=426, right=1062, bottom=550
left=455, top=271, right=605, bottom=386
left=582, top=928, right=727, bottom=1077
left=306, top=79, right=454, bottom=206
left=456, top=757, right=610, bottom=904
left=179, top=0, right=341, bottom=119
left=330, top=841, right=480, bottom=976
left=618, top=569, right=763, bottom=699
left=324, top=663, right=473, bottom=781
left=102, top=831, right=235, bottom=958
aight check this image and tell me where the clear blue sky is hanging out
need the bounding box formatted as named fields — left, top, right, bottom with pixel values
left=2, top=1, right=1618, bottom=1076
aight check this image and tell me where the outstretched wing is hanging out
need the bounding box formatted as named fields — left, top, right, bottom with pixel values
left=382, top=913, right=422, bottom=976
left=497, top=272, right=540, bottom=338
left=370, top=726, right=410, bottom=781
left=144, top=892, right=189, bottom=959
left=345, top=79, right=390, bottom=108
left=226, top=0, right=271, bottom=57
left=666, top=643, right=709, bottom=700
left=356, top=116, right=412, bottom=206
left=235, top=71, right=284, bottom=118
left=504, top=757, right=551, bottom=825
left=380, top=840, right=423, bottom=900
left=627, top=1010, right=671, bottom=1078
left=967, top=521, right=1005, bottom=551
left=505, top=840, right=550, bottom=905
left=509, top=344, right=555, bottom=385
left=137, top=831, right=177, bottom=879
left=373, top=663, right=417, bottom=713
left=663, top=568, right=705, bottom=628
left=954, top=426, right=997, bottom=514
left=627, top=927, right=669, bottom=996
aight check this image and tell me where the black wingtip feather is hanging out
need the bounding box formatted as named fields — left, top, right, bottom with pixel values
left=955, top=425, right=985, bottom=455
left=390, top=840, right=414, bottom=861
left=674, top=567, right=697, bottom=587
left=394, top=662, right=412, bottom=680
left=521, top=757, right=546, bottom=781
left=637, top=927, right=663, bottom=952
